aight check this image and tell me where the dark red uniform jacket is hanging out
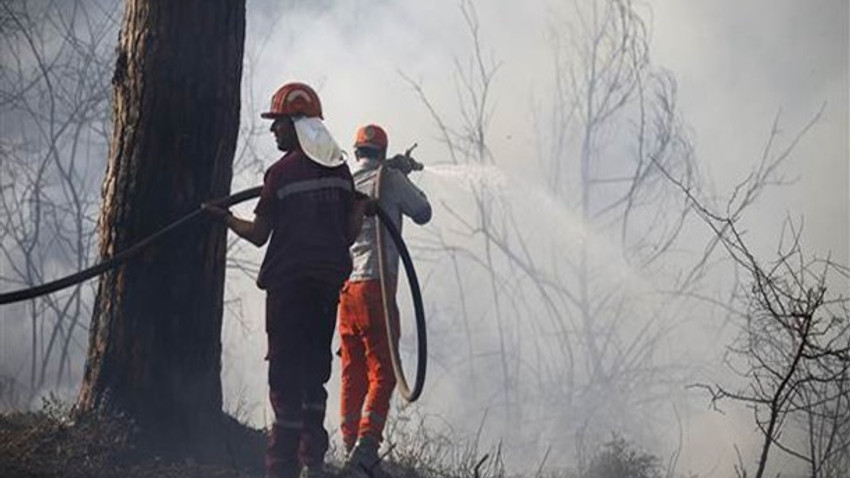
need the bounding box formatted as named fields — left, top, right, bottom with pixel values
left=254, top=150, right=355, bottom=290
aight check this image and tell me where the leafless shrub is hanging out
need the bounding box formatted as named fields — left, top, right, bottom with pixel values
left=0, top=0, right=118, bottom=406
left=658, top=108, right=849, bottom=478
left=401, top=0, right=706, bottom=458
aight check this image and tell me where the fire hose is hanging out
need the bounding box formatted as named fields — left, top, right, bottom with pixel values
left=0, top=184, right=428, bottom=402
left=0, top=186, right=260, bottom=305
left=374, top=163, right=427, bottom=402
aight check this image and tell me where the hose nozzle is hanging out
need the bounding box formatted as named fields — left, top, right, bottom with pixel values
left=407, top=157, right=424, bottom=171
left=386, top=142, right=424, bottom=174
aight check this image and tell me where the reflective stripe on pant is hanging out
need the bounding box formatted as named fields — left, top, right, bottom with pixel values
left=266, top=278, right=340, bottom=478
left=338, top=279, right=399, bottom=450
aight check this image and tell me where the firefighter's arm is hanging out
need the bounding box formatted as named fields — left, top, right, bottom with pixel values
left=203, top=204, right=272, bottom=247
left=395, top=172, right=432, bottom=225
left=227, top=214, right=272, bottom=247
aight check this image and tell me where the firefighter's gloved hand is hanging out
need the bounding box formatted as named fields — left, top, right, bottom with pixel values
left=362, top=198, right=379, bottom=217
left=202, top=203, right=232, bottom=221
left=353, top=192, right=379, bottom=217
left=385, top=154, right=423, bottom=175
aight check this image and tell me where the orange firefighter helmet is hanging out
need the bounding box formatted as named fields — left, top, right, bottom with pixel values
left=261, top=82, right=323, bottom=119
left=354, top=124, right=388, bottom=151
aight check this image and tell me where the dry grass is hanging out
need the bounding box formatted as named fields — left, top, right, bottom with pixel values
left=0, top=400, right=263, bottom=478
left=0, top=400, right=680, bottom=478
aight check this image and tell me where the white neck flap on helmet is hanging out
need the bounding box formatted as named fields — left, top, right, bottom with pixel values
left=293, top=116, right=345, bottom=168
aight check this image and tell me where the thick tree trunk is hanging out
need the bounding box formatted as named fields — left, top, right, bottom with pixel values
left=77, top=0, right=245, bottom=444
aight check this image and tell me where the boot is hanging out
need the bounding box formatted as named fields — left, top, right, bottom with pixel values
left=300, top=464, right=330, bottom=478
left=344, top=435, right=380, bottom=476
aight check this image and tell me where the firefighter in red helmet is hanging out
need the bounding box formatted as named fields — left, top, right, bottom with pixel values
left=205, top=82, right=369, bottom=478
left=338, top=124, right=432, bottom=474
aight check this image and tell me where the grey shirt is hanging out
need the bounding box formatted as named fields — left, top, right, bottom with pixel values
left=349, top=158, right=431, bottom=281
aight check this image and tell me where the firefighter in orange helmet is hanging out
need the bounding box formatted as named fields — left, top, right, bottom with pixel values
left=338, top=124, right=432, bottom=473
left=205, top=82, right=369, bottom=478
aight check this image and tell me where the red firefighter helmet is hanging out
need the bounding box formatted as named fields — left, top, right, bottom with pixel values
left=261, top=82, right=323, bottom=119
left=354, top=124, right=388, bottom=150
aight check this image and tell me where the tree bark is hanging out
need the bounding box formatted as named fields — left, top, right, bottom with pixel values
left=77, top=0, right=245, bottom=443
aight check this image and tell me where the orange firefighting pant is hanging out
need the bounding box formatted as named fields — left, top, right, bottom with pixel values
left=338, top=279, right=400, bottom=450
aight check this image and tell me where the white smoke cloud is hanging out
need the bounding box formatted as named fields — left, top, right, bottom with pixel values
left=224, top=1, right=848, bottom=475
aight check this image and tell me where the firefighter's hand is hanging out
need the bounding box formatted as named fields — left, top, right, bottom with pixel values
left=353, top=192, right=379, bottom=217
left=356, top=197, right=379, bottom=217
left=202, top=203, right=232, bottom=221
left=386, top=154, right=422, bottom=175
left=364, top=198, right=379, bottom=217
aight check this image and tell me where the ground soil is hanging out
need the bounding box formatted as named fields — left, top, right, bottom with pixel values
left=0, top=410, right=264, bottom=478
left=0, top=410, right=419, bottom=478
